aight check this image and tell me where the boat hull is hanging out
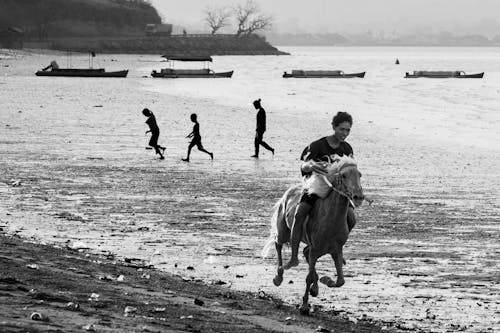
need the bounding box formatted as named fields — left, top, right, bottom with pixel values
left=405, top=72, right=484, bottom=78
left=35, top=69, right=128, bottom=78
left=283, top=71, right=365, bottom=78
left=151, top=70, right=233, bottom=78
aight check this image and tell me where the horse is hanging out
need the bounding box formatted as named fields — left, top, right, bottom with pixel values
left=262, top=155, right=364, bottom=314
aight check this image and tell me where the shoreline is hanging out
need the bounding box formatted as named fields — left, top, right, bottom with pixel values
left=0, top=233, right=393, bottom=333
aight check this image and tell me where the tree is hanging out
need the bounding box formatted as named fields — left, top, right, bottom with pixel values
left=204, top=5, right=231, bottom=35
left=233, top=0, right=273, bottom=36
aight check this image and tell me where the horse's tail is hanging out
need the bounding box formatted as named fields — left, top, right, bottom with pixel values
left=261, top=196, right=284, bottom=258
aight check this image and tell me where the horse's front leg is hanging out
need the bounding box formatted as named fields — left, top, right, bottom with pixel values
left=273, top=242, right=284, bottom=286
left=320, top=246, right=345, bottom=288
left=300, top=251, right=318, bottom=315
left=332, top=245, right=345, bottom=287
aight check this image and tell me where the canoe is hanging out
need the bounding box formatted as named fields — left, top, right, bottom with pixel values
left=405, top=71, right=484, bottom=78
left=151, top=68, right=233, bottom=78
left=35, top=68, right=129, bottom=78
left=283, top=70, right=365, bottom=78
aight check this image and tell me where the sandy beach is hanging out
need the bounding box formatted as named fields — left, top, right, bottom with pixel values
left=1, top=48, right=499, bottom=332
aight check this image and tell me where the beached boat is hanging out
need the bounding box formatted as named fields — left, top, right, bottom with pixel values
left=283, top=70, right=366, bottom=78
left=151, top=55, right=233, bottom=78
left=35, top=68, right=129, bottom=77
left=405, top=71, right=484, bottom=78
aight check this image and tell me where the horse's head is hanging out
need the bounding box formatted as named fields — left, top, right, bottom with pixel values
left=328, top=155, right=364, bottom=207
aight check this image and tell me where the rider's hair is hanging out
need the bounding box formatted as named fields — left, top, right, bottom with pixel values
left=332, top=112, right=353, bottom=127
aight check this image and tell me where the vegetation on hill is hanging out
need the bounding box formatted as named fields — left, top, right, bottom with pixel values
left=0, top=0, right=161, bottom=39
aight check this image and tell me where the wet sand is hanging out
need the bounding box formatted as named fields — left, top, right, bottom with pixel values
left=1, top=50, right=499, bottom=332
left=0, top=234, right=389, bottom=333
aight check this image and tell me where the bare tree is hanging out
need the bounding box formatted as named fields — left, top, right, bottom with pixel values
left=234, top=0, right=273, bottom=36
left=204, top=6, right=231, bottom=35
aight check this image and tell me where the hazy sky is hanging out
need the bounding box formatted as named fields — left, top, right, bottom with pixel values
left=150, top=0, right=500, bottom=36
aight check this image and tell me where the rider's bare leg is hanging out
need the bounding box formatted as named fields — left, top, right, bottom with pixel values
left=284, top=201, right=312, bottom=270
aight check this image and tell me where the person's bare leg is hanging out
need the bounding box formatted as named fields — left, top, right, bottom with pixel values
left=251, top=135, right=260, bottom=158
left=199, top=147, right=213, bottom=159
left=284, top=201, right=311, bottom=270
left=182, top=146, right=193, bottom=162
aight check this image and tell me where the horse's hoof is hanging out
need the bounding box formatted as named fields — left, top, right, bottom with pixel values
left=299, top=305, right=310, bottom=316
left=310, top=284, right=319, bottom=297
left=319, top=276, right=336, bottom=288
left=335, top=278, right=345, bottom=288
left=273, top=275, right=283, bottom=286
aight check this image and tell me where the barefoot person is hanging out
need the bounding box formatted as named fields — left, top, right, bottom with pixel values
left=284, top=111, right=357, bottom=270
left=182, top=113, right=213, bottom=162
left=142, top=108, right=165, bottom=160
left=251, top=98, right=274, bottom=158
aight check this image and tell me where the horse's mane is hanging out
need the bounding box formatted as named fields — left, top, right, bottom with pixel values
left=304, top=154, right=357, bottom=198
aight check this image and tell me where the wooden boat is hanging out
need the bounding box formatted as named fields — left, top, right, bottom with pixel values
left=405, top=71, right=484, bottom=78
left=151, top=55, right=233, bottom=78
left=283, top=70, right=365, bottom=78
left=35, top=68, right=128, bottom=77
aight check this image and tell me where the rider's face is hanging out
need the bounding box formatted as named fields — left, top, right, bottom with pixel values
left=332, top=121, right=351, bottom=142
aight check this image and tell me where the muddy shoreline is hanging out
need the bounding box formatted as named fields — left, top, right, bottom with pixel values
left=0, top=233, right=395, bottom=333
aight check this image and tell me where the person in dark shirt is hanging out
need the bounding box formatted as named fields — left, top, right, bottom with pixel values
left=182, top=113, right=213, bottom=162
left=284, top=111, right=357, bottom=270
left=142, top=108, right=165, bottom=160
left=251, top=98, right=274, bottom=158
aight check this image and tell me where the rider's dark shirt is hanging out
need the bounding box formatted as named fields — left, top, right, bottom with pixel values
left=300, top=137, right=353, bottom=177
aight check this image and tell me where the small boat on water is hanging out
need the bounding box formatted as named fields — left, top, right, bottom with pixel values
left=283, top=70, right=365, bottom=78
left=36, top=52, right=128, bottom=77
left=151, top=55, right=233, bottom=78
left=405, top=70, right=484, bottom=78
left=36, top=68, right=128, bottom=77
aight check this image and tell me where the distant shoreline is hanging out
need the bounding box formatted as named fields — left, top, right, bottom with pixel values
left=20, top=35, right=289, bottom=56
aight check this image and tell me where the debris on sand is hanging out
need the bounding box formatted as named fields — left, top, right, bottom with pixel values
left=30, top=312, right=49, bottom=322
left=82, top=323, right=96, bottom=331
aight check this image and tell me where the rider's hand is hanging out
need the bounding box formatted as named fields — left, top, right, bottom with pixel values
left=312, top=161, right=329, bottom=175
left=303, top=161, right=328, bottom=175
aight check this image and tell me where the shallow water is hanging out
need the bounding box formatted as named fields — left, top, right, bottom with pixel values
left=0, top=47, right=499, bottom=332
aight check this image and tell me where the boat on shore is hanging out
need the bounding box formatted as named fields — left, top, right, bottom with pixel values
left=36, top=68, right=129, bottom=77
left=405, top=71, right=484, bottom=78
left=283, top=70, right=365, bottom=78
left=151, top=55, right=233, bottom=78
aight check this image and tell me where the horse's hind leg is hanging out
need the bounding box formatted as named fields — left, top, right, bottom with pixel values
left=301, top=246, right=318, bottom=297
left=273, top=242, right=284, bottom=286
left=273, top=205, right=289, bottom=287
left=300, top=251, right=318, bottom=315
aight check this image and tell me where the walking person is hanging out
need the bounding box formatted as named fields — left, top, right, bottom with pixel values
left=142, top=108, right=165, bottom=160
left=251, top=98, right=274, bottom=158
left=182, top=113, right=213, bottom=162
left=284, top=111, right=357, bottom=270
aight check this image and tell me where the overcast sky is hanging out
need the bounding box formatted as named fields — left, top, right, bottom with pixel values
left=150, top=0, right=500, bottom=36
